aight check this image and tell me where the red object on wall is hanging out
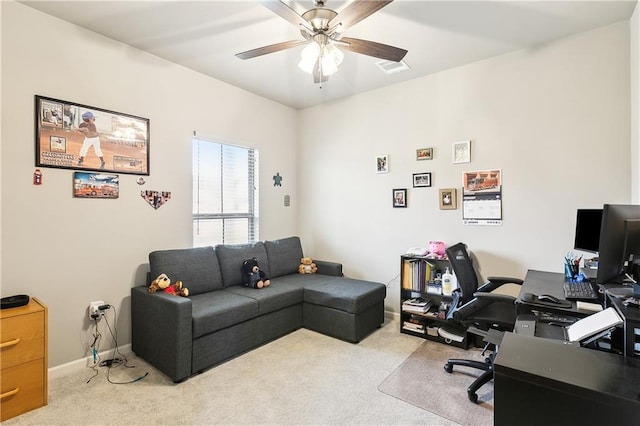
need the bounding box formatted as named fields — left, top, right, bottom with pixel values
left=33, top=169, right=42, bottom=185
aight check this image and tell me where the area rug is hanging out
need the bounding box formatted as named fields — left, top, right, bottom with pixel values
left=378, top=340, right=493, bottom=426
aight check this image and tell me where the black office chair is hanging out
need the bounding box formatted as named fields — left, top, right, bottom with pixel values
left=440, top=242, right=523, bottom=403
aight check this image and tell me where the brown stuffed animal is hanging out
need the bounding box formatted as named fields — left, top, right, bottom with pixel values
left=298, top=257, right=317, bottom=274
left=148, top=273, right=189, bottom=297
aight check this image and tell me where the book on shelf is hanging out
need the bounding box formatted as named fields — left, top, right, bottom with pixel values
left=402, top=321, right=426, bottom=333
left=402, top=297, right=432, bottom=313
left=401, top=257, right=435, bottom=292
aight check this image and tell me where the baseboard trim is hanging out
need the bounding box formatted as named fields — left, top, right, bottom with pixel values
left=48, top=344, right=132, bottom=380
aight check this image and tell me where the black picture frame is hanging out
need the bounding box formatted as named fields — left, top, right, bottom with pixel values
left=413, top=172, right=432, bottom=187
left=393, top=188, right=407, bottom=208
left=35, top=95, right=150, bottom=175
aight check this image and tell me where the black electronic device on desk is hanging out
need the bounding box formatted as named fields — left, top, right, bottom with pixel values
left=562, top=280, right=599, bottom=300
left=0, top=294, right=30, bottom=309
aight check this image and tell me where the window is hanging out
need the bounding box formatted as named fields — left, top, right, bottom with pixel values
left=192, top=137, right=259, bottom=246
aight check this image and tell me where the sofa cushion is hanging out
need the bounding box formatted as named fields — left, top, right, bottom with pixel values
left=190, top=291, right=259, bottom=338
left=149, top=246, right=222, bottom=296
left=301, top=276, right=386, bottom=314
left=215, top=241, right=270, bottom=287
left=224, top=280, right=304, bottom=315
left=265, top=236, right=304, bottom=278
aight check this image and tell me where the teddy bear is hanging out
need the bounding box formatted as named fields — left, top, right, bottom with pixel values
left=298, top=257, right=317, bottom=274
left=241, top=257, right=270, bottom=289
left=426, top=241, right=446, bottom=259
left=148, top=273, right=189, bottom=297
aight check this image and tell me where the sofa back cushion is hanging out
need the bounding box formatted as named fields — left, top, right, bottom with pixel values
left=216, top=241, right=269, bottom=287
left=149, top=246, right=222, bottom=295
left=265, top=236, right=304, bottom=278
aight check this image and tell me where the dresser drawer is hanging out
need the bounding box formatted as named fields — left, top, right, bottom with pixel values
left=0, top=358, right=46, bottom=421
left=0, top=311, right=45, bottom=369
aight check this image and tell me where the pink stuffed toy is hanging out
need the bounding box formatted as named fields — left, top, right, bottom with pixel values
left=427, top=241, right=446, bottom=259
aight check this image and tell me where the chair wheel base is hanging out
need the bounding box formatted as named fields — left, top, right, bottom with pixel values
left=444, top=362, right=453, bottom=373
left=467, top=390, right=478, bottom=404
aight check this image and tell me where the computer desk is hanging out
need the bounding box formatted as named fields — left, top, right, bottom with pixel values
left=494, top=332, right=640, bottom=426
left=518, top=269, right=639, bottom=358
left=494, top=269, right=640, bottom=425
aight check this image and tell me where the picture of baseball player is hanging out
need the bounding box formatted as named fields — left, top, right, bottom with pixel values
left=76, top=111, right=105, bottom=169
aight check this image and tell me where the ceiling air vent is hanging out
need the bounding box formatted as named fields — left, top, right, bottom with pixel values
left=375, top=60, right=410, bottom=75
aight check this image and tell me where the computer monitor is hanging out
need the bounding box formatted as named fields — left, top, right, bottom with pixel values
left=621, top=219, right=640, bottom=277
left=573, top=209, right=603, bottom=254
left=596, top=204, right=640, bottom=284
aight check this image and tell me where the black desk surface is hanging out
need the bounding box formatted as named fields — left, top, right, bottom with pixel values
left=494, top=333, right=640, bottom=424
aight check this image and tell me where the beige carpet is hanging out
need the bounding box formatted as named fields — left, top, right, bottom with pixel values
left=378, top=340, right=493, bottom=426
left=3, top=318, right=470, bottom=425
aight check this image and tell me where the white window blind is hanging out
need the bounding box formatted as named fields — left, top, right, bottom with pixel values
left=192, top=137, right=259, bottom=246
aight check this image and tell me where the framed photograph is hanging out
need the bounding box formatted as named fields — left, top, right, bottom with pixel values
left=393, top=188, right=407, bottom=208
left=376, top=154, right=389, bottom=173
left=439, top=188, right=457, bottom=210
left=72, top=172, right=119, bottom=199
left=413, top=172, right=432, bottom=188
left=452, top=140, right=471, bottom=164
left=36, top=95, right=150, bottom=175
left=416, top=148, right=433, bottom=161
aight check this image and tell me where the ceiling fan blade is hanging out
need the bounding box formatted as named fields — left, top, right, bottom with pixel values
left=328, top=0, right=393, bottom=30
left=236, top=40, right=309, bottom=60
left=260, top=0, right=312, bottom=32
left=339, top=37, right=407, bottom=62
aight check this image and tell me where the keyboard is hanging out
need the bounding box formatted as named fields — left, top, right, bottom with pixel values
left=563, top=281, right=598, bottom=300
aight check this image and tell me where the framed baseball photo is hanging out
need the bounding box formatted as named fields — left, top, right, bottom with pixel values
left=413, top=172, right=432, bottom=188
left=35, top=95, right=150, bottom=175
left=393, top=188, right=407, bottom=208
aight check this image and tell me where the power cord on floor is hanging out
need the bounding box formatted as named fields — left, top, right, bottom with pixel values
left=86, top=305, right=149, bottom=385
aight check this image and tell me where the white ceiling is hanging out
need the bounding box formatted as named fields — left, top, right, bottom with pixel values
left=20, top=0, right=637, bottom=110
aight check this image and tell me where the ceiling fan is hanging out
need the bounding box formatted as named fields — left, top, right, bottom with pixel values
left=236, top=0, right=408, bottom=84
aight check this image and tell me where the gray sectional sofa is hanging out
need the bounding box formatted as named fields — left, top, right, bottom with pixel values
left=131, top=236, right=386, bottom=382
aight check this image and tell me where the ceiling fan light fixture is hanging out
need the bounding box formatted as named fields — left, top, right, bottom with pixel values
left=298, top=42, right=320, bottom=73
left=321, top=43, right=343, bottom=76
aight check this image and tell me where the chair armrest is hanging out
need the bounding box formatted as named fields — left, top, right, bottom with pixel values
left=452, top=292, right=517, bottom=323
left=131, top=286, right=193, bottom=382
left=478, top=276, right=523, bottom=293
left=314, top=260, right=343, bottom=277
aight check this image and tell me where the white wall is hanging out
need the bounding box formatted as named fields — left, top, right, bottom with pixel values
left=1, top=2, right=636, bottom=369
left=298, top=22, right=632, bottom=314
left=632, top=4, right=639, bottom=203
left=0, top=2, right=299, bottom=367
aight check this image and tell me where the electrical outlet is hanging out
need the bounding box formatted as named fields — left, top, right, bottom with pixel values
left=89, top=300, right=104, bottom=320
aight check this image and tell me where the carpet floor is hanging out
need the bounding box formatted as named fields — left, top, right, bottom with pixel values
left=4, top=318, right=490, bottom=425
left=378, top=340, right=493, bottom=426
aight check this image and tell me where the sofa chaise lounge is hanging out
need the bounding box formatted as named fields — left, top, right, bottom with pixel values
left=131, top=236, right=386, bottom=382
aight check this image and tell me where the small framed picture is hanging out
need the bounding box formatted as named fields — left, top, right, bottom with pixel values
left=376, top=154, right=389, bottom=173
left=413, top=172, right=432, bottom=188
left=439, top=188, right=457, bottom=210
left=416, top=148, right=433, bottom=161
left=452, top=140, right=471, bottom=164
left=393, top=188, right=407, bottom=208
left=73, top=172, right=119, bottom=199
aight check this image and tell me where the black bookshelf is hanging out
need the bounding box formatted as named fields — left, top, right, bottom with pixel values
left=399, top=255, right=469, bottom=349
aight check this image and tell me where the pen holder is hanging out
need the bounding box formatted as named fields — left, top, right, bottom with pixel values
left=564, top=263, right=579, bottom=282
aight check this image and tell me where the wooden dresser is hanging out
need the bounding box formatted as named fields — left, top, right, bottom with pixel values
left=0, top=297, right=48, bottom=421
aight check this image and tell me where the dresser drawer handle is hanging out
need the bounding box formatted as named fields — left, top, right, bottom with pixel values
left=0, top=387, right=20, bottom=399
left=0, top=338, right=20, bottom=348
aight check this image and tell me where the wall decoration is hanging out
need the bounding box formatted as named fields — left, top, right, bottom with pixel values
left=416, top=148, right=433, bottom=161
left=376, top=154, right=389, bottom=173
left=35, top=95, right=150, bottom=175
left=452, top=140, right=471, bottom=164
left=136, top=177, right=146, bottom=185
left=33, top=169, right=43, bottom=185
left=141, top=190, right=171, bottom=210
left=413, top=172, right=432, bottom=188
left=393, top=188, right=407, bottom=208
left=439, top=188, right=457, bottom=210
left=273, top=172, right=283, bottom=186
left=72, top=172, right=119, bottom=199
left=462, top=169, right=503, bottom=225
